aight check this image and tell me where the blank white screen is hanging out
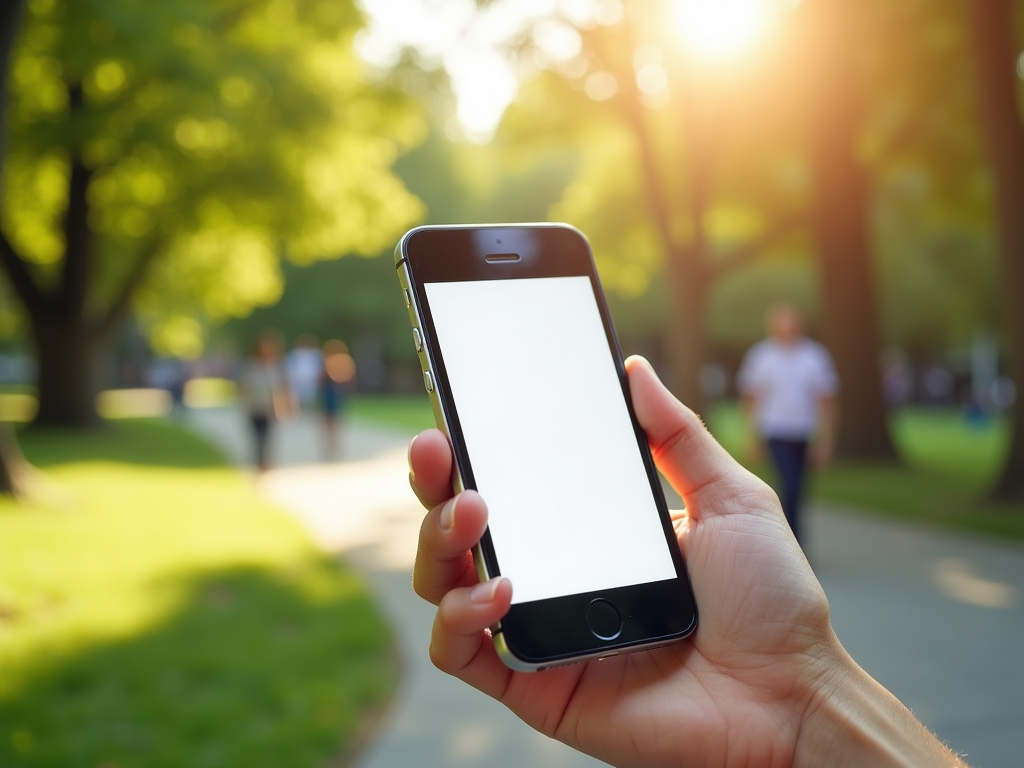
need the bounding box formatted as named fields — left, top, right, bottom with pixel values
left=425, top=276, right=677, bottom=604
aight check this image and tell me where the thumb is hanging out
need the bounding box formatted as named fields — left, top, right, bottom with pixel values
left=625, top=356, right=748, bottom=516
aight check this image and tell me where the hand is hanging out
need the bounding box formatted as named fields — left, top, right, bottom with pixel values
left=745, top=437, right=764, bottom=465
left=810, top=441, right=834, bottom=469
left=409, top=356, right=840, bottom=767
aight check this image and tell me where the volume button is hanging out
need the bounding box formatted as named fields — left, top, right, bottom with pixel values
left=412, top=328, right=423, bottom=353
left=423, top=370, right=435, bottom=393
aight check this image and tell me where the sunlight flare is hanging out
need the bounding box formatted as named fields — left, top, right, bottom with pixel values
left=673, top=0, right=772, bottom=58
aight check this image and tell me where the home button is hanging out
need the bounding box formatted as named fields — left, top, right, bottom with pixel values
left=586, top=599, right=623, bottom=641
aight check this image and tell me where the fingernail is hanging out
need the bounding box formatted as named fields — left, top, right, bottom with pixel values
left=407, top=435, right=418, bottom=479
left=470, top=577, right=504, bottom=604
left=635, top=355, right=655, bottom=373
left=439, top=495, right=458, bottom=531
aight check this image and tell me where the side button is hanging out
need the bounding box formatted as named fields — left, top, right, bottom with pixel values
left=423, top=370, right=434, bottom=393
left=412, top=327, right=423, bottom=353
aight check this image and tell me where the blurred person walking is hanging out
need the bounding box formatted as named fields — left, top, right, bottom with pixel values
left=320, top=339, right=357, bottom=461
left=285, top=334, right=323, bottom=412
left=738, top=304, right=838, bottom=545
left=238, top=331, right=294, bottom=472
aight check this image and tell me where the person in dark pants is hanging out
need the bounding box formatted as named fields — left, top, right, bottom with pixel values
left=237, top=331, right=293, bottom=472
left=319, top=339, right=356, bottom=461
left=766, top=437, right=809, bottom=540
left=737, top=304, right=838, bottom=545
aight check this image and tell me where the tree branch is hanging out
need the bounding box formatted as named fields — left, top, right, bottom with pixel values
left=0, top=227, right=48, bottom=319
left=610, top=24, right=678, bottom=260
left=97, top=238, right=163, bottom=339
left=706, top=208, right=809, bottom=280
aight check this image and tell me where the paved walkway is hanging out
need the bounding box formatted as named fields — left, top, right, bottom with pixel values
left=188, top=408, right=1024, bottom=768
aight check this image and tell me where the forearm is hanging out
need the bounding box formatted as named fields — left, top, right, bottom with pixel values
left=816, top=395, right=837, bottom=451
left=795, top=645, right=969, bottom=768
left=741, top=394, right=760, bottom=443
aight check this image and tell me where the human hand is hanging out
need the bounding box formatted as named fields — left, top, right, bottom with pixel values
left=409, top=355, right=847, bottom=767
left=810, top=440, right=834, bottom=469
left=745, top=437, right=764, bottom=465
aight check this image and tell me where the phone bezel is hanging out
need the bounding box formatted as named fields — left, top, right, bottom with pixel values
left=397, top=223, right=698, bottom=670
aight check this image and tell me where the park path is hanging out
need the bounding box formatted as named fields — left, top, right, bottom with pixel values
left=187, top=408, right=1024, bottom=768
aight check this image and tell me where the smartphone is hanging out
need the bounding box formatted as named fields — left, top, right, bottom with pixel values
left=396, top=223, right=698, bottom=671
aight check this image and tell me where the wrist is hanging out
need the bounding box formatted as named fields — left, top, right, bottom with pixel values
left=794, top=640, right=968, bottom=767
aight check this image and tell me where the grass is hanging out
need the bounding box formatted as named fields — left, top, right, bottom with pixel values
left=349, top=394, right=437, bottom=433
left=349, top=393, right=1024, bottom=542
left=0, top=420, right=396, bottom=768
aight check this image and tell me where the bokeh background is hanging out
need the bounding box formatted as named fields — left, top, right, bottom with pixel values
left=2, top=0, right=1023, bottom=766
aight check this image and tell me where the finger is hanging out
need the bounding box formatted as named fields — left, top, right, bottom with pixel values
left=429, top=577, right=514, bottom=700
left=625, top=356, right=759, bottom=517
left=413, top=490, right=489, bottom=605
left=408, top=429, right=454, bottom=509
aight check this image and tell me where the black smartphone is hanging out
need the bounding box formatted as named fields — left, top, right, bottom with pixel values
left=396, top=223, right=698, bottom=671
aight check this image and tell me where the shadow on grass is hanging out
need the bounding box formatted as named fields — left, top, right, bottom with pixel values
left=17, top=420, right=227, bottom=470
left=0, top=560, right=397, bottom=768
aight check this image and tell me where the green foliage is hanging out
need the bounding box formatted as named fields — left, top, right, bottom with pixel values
left=0, top=419, right=396, bottom=766
left=1, top=0, right=424, bottom=355
left=863, top=0, right=1000, bottom=351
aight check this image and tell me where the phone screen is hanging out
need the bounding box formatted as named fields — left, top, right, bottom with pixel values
left=425, top=275, right=678, bottom=605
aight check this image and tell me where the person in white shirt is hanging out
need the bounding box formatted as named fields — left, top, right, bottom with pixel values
left=737, top=304, right=838, bottom=544
left=285, top=334, right=324, bottom=412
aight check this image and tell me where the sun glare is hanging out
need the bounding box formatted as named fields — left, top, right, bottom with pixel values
left=673, top=0, right=771, bottom=58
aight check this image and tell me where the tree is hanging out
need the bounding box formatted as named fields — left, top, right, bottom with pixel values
left=0, top=0, right=27, bottom=496
left=0, top=0, right=423, bottom=426
left=500, top=7, right=808, bottom=415
left=965, top=0, right=1024, bottom=501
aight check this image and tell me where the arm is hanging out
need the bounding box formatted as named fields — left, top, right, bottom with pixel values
left=272, top=367, right=298, bottom=421
left=741, top=391, right=764, bottom=464
left=737, top=349, right=764, bottom=464
left=408, top=356, right=969, bottom=768
left=812, top=393, right=838, bottom=466
left=797, top=655, right=968, bottom=767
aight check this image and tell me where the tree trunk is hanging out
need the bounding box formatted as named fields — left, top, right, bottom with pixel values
left=664, top=243, right=709, bottom=413
left=31, top=317, right=102, bottom=427
left=804, top=0, right=897, bottom=461
left=616, top=11, right=712, bottom=414
left=966, top=0, right=1024, bottom=502
left=0, top=424, right=26, bottom=496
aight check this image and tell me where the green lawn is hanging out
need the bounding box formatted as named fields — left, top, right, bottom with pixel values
left=350, top=394, right=437, bottom=433
left=349, top=394, right=1024, bottom=542
left=0, top=421, right=396, bottom=768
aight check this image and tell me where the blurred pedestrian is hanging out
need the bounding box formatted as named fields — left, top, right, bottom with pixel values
left=737, top=304, right=838, bottom=545
left=320, top=339, right=356, bottom=460
left=238, top=330, right=294, bottom=472
left=285, top=334, right=323, bottom=412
